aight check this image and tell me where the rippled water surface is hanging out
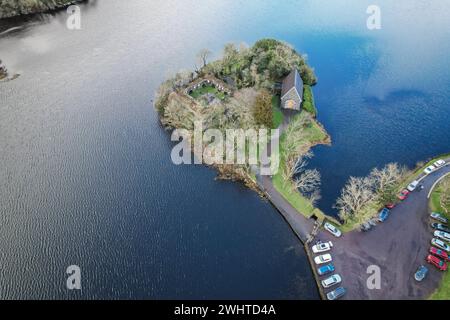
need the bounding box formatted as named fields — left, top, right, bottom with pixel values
left=0, top=0, right=449, bottom=299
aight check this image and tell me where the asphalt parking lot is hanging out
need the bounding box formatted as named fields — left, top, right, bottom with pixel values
left=313, top=165, right=450, bottom=300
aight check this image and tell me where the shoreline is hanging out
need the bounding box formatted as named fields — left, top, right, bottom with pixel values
left=0, top=0, right=86, bottom=20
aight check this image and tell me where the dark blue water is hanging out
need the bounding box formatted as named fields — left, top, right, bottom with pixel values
left=0, top=0, right=449, bottom=299
left=187, top=0, right=450, bottom=216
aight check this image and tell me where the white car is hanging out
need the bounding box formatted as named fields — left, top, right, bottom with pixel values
left=431, top=212, right=448, bottom=224
left=321, top=274, right=342, bottom=288
left=324, top=222, right=342, bottom=237
left=434, top=231, right=450, bottom=242
left=314, top=254, right=332, bottom=265
left=434, top=159, right=446, bottom=168
left=407, top=180, right=419, bottom=192
left=424, top=165, right=436, bottom=175
left=312, top=241, right=333, bottom=254
left=432, top=238, right=450, bottom=252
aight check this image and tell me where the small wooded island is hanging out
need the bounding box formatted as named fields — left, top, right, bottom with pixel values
left=154, top=39, right=331, bottom=221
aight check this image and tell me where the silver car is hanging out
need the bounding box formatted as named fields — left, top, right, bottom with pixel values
left=432, top=238, right=450, bottom=252
left=434, top=231, right=450, bottom=242
left=321, top=274, right=342, bottom=288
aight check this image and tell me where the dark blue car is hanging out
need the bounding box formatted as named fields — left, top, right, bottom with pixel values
left=317, top=263, right=335, bottom=276
left=378, top=208, right=390, bottom=222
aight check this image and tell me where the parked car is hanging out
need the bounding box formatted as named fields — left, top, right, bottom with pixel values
left=326, top=287, right=346, bottom=300
left=324, top=222, right=342, bottom=237
left=317, top=263, right=335, bottom=276
left=434, top=159, right=446, bottom=168
left=312, top=241, right=333, bottom=254
left=368, top=219, right=378, bottom=227
left=378, top=208, right=390, bottom=222
left=321, top=274, right=342, bottom=288
left=430, top=247, right=449, bottom=261
left=414, top=265, right=428, bottom=282
left=314, top=254, right=332, bottom=265
left=385, top=203, right=396, bottom=209
left=431, top=238, right=450, bottom=252
left=398, top=189, right=410, bottom=201
left=431, top=212, right=448, bottom=224
left=424, top=165, right=436, bottom=175
left=426, top=254, right=447, bottom=271
left=434, top=231, right=450, bottom=242
left=360, top=222, right=372, bottom=232
left=431, top=223, right=450, bottom=233
left=407, top=180, right=419, bottom=192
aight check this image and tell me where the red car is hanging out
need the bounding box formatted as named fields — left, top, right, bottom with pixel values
left=386, top=203, right=396, bottom=209
left=427, top=254, right=448, bottom=271
left=398, top=189, right=410, bottom=201
left=430, top=247, right=449, bottom=261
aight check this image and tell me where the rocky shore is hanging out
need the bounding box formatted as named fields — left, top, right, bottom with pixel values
left=0, top=0, right=85, bottom=19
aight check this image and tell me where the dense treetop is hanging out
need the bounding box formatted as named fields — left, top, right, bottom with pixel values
left=202, top=39, right=317, bottom=89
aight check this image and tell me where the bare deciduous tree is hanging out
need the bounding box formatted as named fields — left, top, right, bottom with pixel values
left=294, top=169, right=321, bottom=195
left=282, top=151, right=313, bottom=186
left=197, top=48, right=212, bottom=68
left=370, top=163, right=408, bottom=192
left=335, top=176, right=377, bottom=223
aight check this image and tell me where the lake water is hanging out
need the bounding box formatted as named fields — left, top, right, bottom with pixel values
left=0, top=0, right=449, bottom=299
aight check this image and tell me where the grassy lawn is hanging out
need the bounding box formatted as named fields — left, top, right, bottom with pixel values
left=189, top=85, right=226, bottom=100
left=272, top=95, right=284, bottom=129
left=302, top=85, right=317, bottom=117
left=272, top=172, right=315, bottom=217
left=271, top=112, right=330, bottom=220
left=429, top=175, right=450, bottom=300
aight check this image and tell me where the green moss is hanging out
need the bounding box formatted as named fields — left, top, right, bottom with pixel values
left=189, top=85, right=226, bottom=100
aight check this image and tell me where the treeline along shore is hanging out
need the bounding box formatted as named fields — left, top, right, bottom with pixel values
left=0, top=0, right=86, bottom=19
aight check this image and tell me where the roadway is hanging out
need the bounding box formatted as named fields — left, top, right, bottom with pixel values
left=312, top=163, right=450, bottom=299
